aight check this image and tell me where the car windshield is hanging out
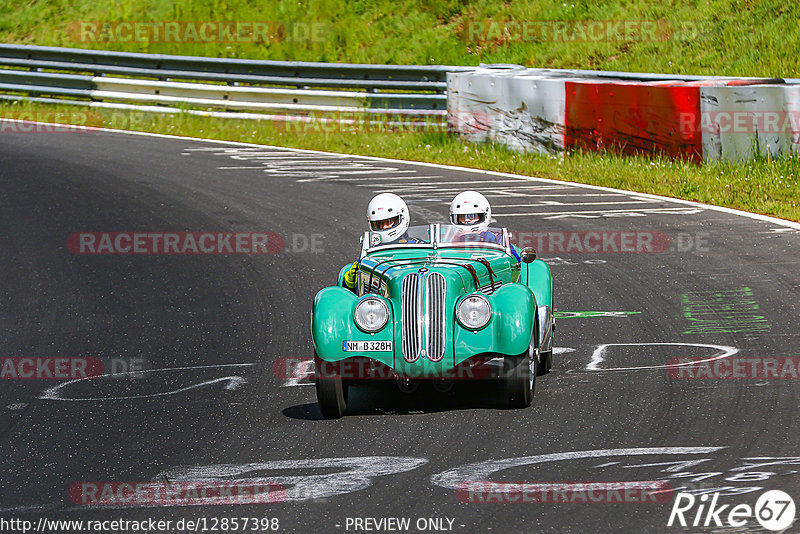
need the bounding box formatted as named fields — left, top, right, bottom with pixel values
left=438, top=225, right=506, bottom=249
left=367, top=224, right=431, bottom=249
left=364, top=224, right=509, bottom=254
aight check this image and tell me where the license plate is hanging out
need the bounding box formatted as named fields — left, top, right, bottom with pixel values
left=343, top=340, right=393, bottom=352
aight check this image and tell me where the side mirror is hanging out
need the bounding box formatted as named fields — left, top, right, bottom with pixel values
left=521, top=247, right=537, bottom=263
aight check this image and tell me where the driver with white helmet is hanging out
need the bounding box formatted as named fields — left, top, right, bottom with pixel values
left=450, top=190, right=492, bottom=233
left=450, top=190, right=520, bottom=262
left=366, top=193, right=413, bottom=245
left=343, top=193, right=420, bottom=291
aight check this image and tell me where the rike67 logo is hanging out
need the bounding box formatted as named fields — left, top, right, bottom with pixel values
left=668, top=489, right=796, bottom=531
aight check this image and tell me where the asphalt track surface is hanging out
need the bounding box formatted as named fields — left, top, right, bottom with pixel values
left=1, top=127, right=800, bottom=534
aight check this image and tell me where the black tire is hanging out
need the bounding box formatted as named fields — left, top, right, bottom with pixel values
left=504, top=346, right=536, bottom=408
left=315, top=355, right=348, bottom=419
left=538, top=350, right=552, bottom=375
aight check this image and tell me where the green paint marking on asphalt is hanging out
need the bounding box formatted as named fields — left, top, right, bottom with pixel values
left=554, top=311, right=642, bottom=319
left=680, top=287, right=770, bottom=334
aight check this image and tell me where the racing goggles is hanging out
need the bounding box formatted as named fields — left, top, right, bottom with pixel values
left=370, top=215, right=401, bottom=231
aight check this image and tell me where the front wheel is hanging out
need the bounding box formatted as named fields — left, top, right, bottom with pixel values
left=315, top=354, right=349, bottom=419
left=504, top=346, right=536, bottom=408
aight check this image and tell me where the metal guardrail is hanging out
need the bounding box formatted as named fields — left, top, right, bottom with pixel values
left=0, top=44, right=475, bottom=117
left=6, top=45, right=789, bottom=125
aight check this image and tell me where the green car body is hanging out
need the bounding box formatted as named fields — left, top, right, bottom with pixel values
left=311, top=224, right=554, bottom=417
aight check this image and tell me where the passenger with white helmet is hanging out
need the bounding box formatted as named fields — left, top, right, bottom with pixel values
left=449, top=190, right=520, bottom=262
left=343, top=193, right=421, bottom=291
left=449, top=190, right=492, bottom=233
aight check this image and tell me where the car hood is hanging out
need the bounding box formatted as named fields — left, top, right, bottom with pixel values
left=359, top=249, right=518, bottom=298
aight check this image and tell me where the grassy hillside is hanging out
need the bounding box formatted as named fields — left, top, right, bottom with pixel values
left=1, top=0, right=799, bottom=78
left=1, top=1, right=798, bottom=221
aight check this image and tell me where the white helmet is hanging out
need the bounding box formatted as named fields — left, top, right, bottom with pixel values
left=450, top=191, right=491, bottom=233
left=366, top=193, right=409, bottom=244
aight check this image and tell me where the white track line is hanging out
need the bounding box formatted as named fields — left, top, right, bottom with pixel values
left=495, top=207, right=704, bottom=217
left=5, top=119, right=800, bottom=230
left=491, top=200, right=660, bottom=208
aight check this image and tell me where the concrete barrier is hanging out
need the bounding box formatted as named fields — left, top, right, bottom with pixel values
left=700, top=84, right=800, bottom=161
left=448, top=67, right=798, bottom=163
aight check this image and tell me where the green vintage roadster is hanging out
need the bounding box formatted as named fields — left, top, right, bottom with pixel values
left=311, top=224, right=554, bottom=418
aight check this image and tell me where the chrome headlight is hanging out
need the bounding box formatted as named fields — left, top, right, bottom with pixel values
left=354, top=297, right=390, bottom=332
left=456, top=294, right=492, bottom=330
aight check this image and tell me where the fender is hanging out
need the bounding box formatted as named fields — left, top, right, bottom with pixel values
left=491, top=283, right=538, bottom=356
left=524, top=258, right=553, bottom=310
left=311, top=286, right=395, bottom=362
left=312, top=287, right=360, bottom=361
left=453, top=283, right=537, bottom=361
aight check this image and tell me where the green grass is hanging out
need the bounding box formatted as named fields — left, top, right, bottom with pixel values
left=3, top=100, right=797, bottom=222
left=1, top=0, right=799, bottom=77
left=1, top=1, right=798, bottom=221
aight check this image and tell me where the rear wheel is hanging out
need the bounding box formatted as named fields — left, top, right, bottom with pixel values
left=538, top=350, right=552, bottom=375
left=504, top=346, right=536, bottom=408
left=315, top=354, right=348, bottom=419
